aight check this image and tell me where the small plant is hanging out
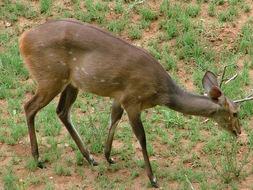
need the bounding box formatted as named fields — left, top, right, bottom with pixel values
left=30, top=175, right=41, bottom=185
left=218, top=7, right=238, bottom=22
left=229, top=0, right=239, bottom=6
left=238, top=22, right=253, bottom=54
left=160, top=1, right=183, bottom=20
left=25, top=157, right=38, bottom=171
left=39, top=104, right=62, bottom=136
left=241, top=61, right=249, bottom=85
left=160, top=20, right=178, bottom=39
left=108, top=163, right=121, bottom=172
left=139, top=19, right=152, bottom=29
left=40, top=0, right=54, bottom=14
left=15, top=1, right=26, bottom=16
left=209, top=137, right=253, bottom=184
left=46, top=181, right=55, bottom=190
left=147, top=47, right=162, bottom=60
left=163, top=53, right=178, bottom=71
left=209, top=2, right=215, bottom=17
left=63, top=10, right=72, bottom=18
left=106, top=19, right=126, bottom=35
left=176, top=31, right=198, bottom=61
left=128, top=25, right=142, bottom=40
left=74, top=10, right=90, bottom=23
left=131, top=170, right=140, bottom=179
left=114, top=0, right=124, bottom=14
left=242, top=4, right=250, bottom=13
left=53, top=163, right=71, bottom=176
left=84, top=0, right=108, bottom=24
left=215, top=0, right=225, bottom=5
left=140, top=7, right=158, bottom=21
left=185, top=5, right=201, bottom=18
left=2, top=167, right=18, bottom=190
left=75, top=150, right=84, bottom=165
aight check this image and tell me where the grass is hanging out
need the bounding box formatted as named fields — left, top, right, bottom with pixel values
left=2, top=166, right=18, bottom=190
left=84, top=0, right=108, bottom=24
left=1, top=0, right=253, bottom=189
left=127, top=24, right=142, bottom=40
left=40, top=0, right=54, bottom=15
left=0, top=0, right=38, bottom=22
left=139, top=7, right=158, bottom=21
left=106, top=18, right=127, bottom=35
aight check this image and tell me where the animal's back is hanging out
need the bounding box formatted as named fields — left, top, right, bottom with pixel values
left=19, top=19, right=169, bottom=107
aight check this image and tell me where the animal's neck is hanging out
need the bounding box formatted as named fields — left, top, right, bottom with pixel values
left=165, top=78, right=219, bottom=117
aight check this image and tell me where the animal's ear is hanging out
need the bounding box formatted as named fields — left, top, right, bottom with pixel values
left=209, top=86, right=222, bottom=99
left=202, top=71, right=219, bottom=94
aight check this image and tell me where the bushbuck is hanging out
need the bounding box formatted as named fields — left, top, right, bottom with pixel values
left=19, top=19, right=251, bottom=187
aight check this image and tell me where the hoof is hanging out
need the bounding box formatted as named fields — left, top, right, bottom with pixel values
left=107, top=157, right=115, bottom=164
left=152, top=182, right=159, bottom=188
left=92, top=161, right=99, bottom=166
left=150, top=176, right=159, bottom=188
left=37, top=162, right=46, bottom=169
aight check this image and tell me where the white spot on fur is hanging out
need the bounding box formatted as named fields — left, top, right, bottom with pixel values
left=112, top=82, right=120, bottom=85
left=73, top=57, right=77, bottom=61
left=81, top=67, right=88, bottom=74
left=49, top=53, right=54, bottom=57
left=68, top=51, right=72, bottom=54
left=62, top=79, right=67, bottom=83
left=60, top=61, right=66, bottom=66
left=100, top=79, right=105, bottom=83
left=89, top=155, right=94, bottom=161
left=138, top=96, right=142, bottom=99
left=40, top=42, right=44, bottom=47
left=153, top=176, right=157, bottom=183
left=47, top=65, right=51, bottom=69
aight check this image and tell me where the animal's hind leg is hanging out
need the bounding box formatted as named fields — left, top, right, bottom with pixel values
left=104, top=100, right=123, bottom=164
left=24, top=85, right=62, bottom=167
left=56, top=84, right=98, bottom=166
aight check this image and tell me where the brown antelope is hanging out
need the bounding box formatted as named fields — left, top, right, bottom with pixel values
left=19, top=19, right=252, bottom=188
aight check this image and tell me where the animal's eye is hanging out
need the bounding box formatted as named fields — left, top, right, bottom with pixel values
left=233, top=113, right=238, bottom=117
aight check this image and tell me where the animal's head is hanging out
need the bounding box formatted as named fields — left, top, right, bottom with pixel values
left=202, top=71, right=241, bottom=136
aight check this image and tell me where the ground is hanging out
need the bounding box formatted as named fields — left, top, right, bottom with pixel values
left=1, top=0, right=253, bottom=189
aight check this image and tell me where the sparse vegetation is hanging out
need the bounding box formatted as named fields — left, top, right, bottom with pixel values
left=1, top=0, right=253, bottom=189
left=128, top=24, right=142, bottom=40
left=40, top=0, right=54, bottom=15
